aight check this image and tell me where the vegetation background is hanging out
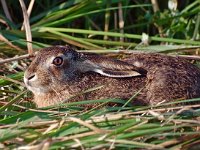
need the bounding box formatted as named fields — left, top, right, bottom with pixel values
left=0, top=0, right=200, bottom=149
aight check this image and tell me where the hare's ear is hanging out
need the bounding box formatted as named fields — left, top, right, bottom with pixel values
left=93, top=68, right=141, bottom=78
left=77, top=53, right=146, bottom=78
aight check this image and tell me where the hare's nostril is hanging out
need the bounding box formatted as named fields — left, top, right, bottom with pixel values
left=28, top=74, right=35, bottom=80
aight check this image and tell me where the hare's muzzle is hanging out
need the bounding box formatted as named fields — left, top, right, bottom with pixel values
left=24, top=70, right=51, bottom=94
left=27, top=74, right=36, bottom=80
left=24, top=72, right=38, bottom=87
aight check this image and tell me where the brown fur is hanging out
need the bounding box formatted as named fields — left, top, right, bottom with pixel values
left=24, top=46, right=200, bottom=107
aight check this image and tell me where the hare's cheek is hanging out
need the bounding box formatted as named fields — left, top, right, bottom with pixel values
left=35, top=70, right=52, bottom=87
left=49, top=67, right=65, bottom=81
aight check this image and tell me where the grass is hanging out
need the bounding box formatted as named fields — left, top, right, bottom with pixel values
left=0, top=0, right=200, bottom=149
left=0, top=94, right=200, bottom=149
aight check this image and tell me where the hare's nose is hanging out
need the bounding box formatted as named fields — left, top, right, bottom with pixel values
left=27, top=74, right=36, bottom=81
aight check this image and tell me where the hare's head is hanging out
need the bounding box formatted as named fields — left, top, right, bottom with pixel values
left=24, top=46, right=146, bottom=95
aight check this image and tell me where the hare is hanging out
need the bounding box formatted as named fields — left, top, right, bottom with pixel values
left=24, top=45, right=200, bottom=108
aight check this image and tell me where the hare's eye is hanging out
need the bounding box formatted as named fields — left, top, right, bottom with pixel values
left=53, top=57, right=63, bottom=66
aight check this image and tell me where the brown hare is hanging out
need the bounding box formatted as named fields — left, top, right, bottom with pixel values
left=24, top=45, right=200, bottom=108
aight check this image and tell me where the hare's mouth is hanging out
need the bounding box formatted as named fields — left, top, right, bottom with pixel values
left=25, top=83, right=50, bottom=95
left=24, top=76, right=50, bottom=94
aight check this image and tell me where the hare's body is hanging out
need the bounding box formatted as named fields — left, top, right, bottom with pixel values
left=24, top=46, right=200, bottom=107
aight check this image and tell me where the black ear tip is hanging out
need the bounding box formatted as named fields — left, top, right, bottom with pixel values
left=138, top=68, right=147, bottom=75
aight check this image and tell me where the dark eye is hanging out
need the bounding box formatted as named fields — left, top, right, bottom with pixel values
left=53, top=57, right=63, bottom=66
